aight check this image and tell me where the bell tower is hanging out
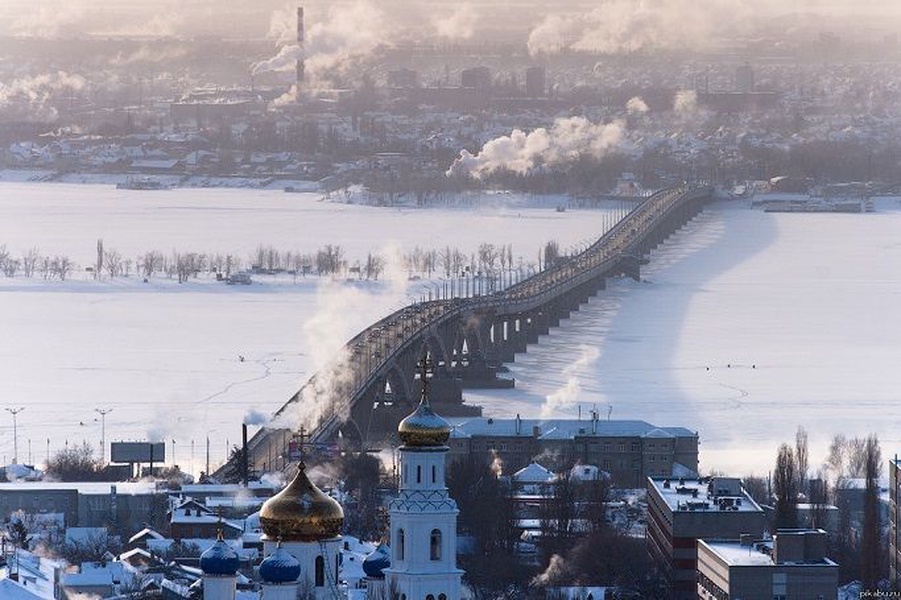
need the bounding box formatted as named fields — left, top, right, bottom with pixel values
left=383, top=356, right=463, bottom=600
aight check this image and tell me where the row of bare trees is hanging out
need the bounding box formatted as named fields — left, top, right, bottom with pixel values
left=0, top=244, right=76, bottom=280
left=750, top=428, right=887, bottom=588
left=0, top=238, right=553, bottom=286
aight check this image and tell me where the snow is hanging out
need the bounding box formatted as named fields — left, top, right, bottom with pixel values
left=0, top=182, right=607, bottom=474
left=2, top=181, right=901, bottom=478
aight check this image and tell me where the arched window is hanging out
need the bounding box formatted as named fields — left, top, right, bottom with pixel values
left=427, top=595, right=435, bottom=600
left=438, top=595, right=446, bottom=600
left=397, top=529, right=405, bottom=560
left=315, top=555, right=325, bottom=587
left=401, top=595, right=406, bottom=600
left=416, top=465, right=421, bottom=483
left=429, top=529, right=442, bottom=561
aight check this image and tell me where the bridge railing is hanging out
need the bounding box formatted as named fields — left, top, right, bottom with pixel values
left=244, top=185, right=711, bottom=454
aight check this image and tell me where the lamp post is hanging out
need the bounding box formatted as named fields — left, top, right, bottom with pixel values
left=95, top=407, right=113, bottom=464
left=5, top=407, right=24, bottom=464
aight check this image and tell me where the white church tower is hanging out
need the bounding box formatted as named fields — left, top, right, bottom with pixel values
left=384, top=359, right=463, bottom=600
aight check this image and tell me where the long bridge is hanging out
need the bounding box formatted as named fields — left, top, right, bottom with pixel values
left=226, top=184, right=714, bottom=478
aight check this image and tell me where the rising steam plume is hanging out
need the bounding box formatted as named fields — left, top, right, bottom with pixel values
left=447, top=116, right=625, bottom=179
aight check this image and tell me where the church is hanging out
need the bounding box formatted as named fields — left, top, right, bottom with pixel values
left=197, top=371, right=463, bottom=600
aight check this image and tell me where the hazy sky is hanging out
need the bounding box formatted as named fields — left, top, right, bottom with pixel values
left=1, top=0, right=899, bottom=41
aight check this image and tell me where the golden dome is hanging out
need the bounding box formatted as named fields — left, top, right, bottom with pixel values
left=398, top=398, right=451, bottom=447
left=260, top=463, right=344, bottom=542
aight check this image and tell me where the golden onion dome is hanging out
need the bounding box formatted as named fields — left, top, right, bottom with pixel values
left=260, top=463, right=344, bottom=542
left=398, top=398, right=451, bottom=447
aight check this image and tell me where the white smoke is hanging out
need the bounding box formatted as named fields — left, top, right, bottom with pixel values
left=448, top=116, right=625, bottom=179
left=527, top=0, right=760, bottom=56
left=532, top=553, right=570, bottom=586
left=270, top=243, right=408, bottom=432
left=0, top=72, right=87, bottom=123
left=527, top=13, right=586, bottom=56
left=266, top=4, right=299, bottom=45
left=540, top=345, right=600, bottom=418
left=110, top=44, right=189, bottom=66
left=673, top=89, right=699, bottom=114
left=9, top=4, right=87, bottom=38
left=304, top=1, right=394, bottom=80
left=626, top=96, right=649, bottom=115
left=254, top=1, right=394, bottom=90
left=432, top=4, right=479, bottom=40
left=252, top=44, right=302, bottom=77
left=244, top=409, right=269, bottom=426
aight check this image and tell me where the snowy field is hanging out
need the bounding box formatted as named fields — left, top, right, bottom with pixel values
left=2, top=181, right=901, bottom=478
left=0, top=182, right=610, bottom=474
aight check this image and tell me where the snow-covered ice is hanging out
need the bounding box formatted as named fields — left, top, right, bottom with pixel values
left=2, top=181, right=900, bottom=477
left=0, top=182, right=610, bottom=473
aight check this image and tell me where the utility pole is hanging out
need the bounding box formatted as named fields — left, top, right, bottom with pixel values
left=95, top=407, right=113, bottom=464
left=5, top=407, right=25, bottom=464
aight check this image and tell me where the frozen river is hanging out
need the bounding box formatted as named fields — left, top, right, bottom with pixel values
left=1, top=181, right=900, bottom=477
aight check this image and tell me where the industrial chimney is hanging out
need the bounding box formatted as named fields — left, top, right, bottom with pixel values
left=296, top=6, right=305, bottom=99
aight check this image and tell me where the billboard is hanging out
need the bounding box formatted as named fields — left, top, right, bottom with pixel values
left=110, top=442, right=166, bottom=463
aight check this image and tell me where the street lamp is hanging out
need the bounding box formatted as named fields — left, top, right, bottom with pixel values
left=95, top=407, right=113, bottom=464
left=5, top=407, right=24, bottom=464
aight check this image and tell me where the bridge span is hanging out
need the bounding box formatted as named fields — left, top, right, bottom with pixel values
left=228, top=185, right=713, bottom=478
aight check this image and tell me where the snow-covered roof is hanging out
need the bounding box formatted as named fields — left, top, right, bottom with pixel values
left=448, top=417, right=696, bottom=439
left=0, top=579, right=44, bottom=599
left=0, top=481, right=159, bottom=494
left=569, top=464, right=610, bottom=482
left=4, top=463, right=43, bottom=481
left=512, top=462, right=555, bottom=483
left=128, top=527, right=165, bottom=544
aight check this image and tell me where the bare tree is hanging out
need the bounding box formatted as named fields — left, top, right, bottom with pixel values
left=0, top=244, right=9, bottom=276
left=773, top=443, right=798, bottom=529
left=741, top=475, right=769, bottom=506
left=796, top=426, right=809, bottom=497
left=860, top=434, right=883, bottom=589
left=3, top=257, right=19, bottom=277
left=46, top=442, right=104, bottom=481
left=21, top=247, right=40, bottom=278
left=365, top=253, right=386, bottom=280
left=51, top=255, right=74, bottom=281
left=95, top=238, right=103, bottom=280
left=543, top=240, right=560, bottom=269
left=104, top=249, right=122, bottom=278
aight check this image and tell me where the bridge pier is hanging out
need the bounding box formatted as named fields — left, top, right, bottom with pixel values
left=220, top=186, right=717, bottom=476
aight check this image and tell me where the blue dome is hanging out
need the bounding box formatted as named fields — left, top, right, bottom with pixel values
left=200, top=539, right=240, bottom=576
left=362, top=543, right=390, bottom=579
left=259, top=546, right=301, bottom=584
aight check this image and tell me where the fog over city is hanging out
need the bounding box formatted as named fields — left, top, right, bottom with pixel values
left=2, top=0, right=901, bottom=41
left=3, top=0, right=901, bottom=597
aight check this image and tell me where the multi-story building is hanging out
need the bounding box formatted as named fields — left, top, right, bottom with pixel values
left=698, top=529, right=838, bottom=600
left=646, top=476, right=766, bottom=599
left=890, top=457, right=901, bottom=587
left=447, top=417, right=698, bottom=488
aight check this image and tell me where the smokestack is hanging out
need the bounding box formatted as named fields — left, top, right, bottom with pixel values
left=296, top=6, right=305, bottom=99
left=242, top=423, right=249, bottom=486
